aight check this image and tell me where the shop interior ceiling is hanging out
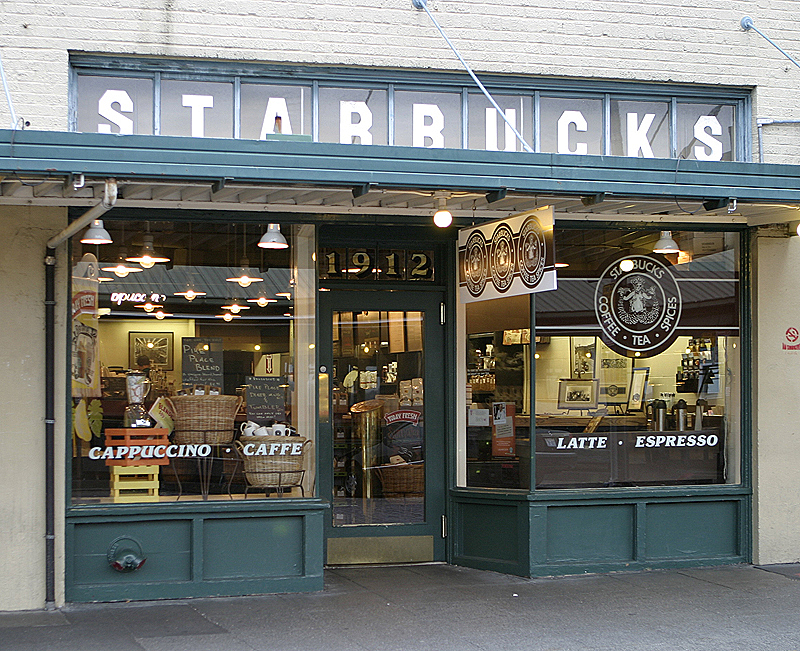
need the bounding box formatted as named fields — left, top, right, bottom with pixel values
left=1, top=175, right=797, bottom=227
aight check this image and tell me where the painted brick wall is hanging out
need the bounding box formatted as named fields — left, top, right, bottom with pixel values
left=0, top=0, right=799, bottom=160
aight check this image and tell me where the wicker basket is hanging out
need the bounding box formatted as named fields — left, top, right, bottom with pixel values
left=377, top=462, right=424, bottom=497
left=236, top=436, right=310, bottom=492
left=168, top=394, right=242, bottom=445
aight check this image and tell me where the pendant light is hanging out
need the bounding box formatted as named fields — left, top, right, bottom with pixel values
left=101, top=248, right=143, bottom=278
left=174, top=223, right=207, bottom=301
left=80, top=219, right=113, bottom=245
left=653, top=231, right=681, bottom=254
left=175, top=286, right=206, bottom=301
left=247, top=296, right=277, bottom=307
left=221, top=302, right=250, bottom=314
left=433, top=197, right=452, bottom=228
left=258, top=223, right=288, bottom=249
left=226, top=257, right=264, bottom=287
left=126, top=233, right=170, bottom=268
left=227, top=225, right=264, bottom=286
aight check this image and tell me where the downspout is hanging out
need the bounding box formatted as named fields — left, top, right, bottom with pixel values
left=43, top=178, right=117, bottom=609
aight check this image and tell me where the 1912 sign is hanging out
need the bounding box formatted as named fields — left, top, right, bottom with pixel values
left=318, top=247, right=434, bottom=282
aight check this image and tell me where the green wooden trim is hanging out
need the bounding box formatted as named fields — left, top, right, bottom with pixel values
left=65, top=503, right=326, bottom=602
left=70, top=55, right=752, bottom=100
left=66, top=497, right=328, bottom=519
left=4, top=130, right=800, bottom=203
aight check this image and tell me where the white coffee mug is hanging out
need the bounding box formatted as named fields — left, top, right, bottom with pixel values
left=272, top=423, right=287, bottom=436
left=240, top=421, right=259, bottom=436
left=254, top=426, right=272, bottom=436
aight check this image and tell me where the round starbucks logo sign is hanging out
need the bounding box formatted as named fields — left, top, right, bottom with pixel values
left=518, top=215, right=546, bottom=288
left=489, top=223, right=515, bottom=292
left=594, top=255, right=681, bottom=357
left=464, top=230, right=488, bottom=297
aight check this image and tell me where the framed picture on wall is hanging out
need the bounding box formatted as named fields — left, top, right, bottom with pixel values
left=129, top=332, right=174, bottom=371
left=557, top=378, right=599, bottom=410
left=627, top=367, right=650, bottom=411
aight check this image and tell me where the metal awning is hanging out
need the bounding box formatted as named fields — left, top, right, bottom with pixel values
left=2, top=129, right=799, bottom=226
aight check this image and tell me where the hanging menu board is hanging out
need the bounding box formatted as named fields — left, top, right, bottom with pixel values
left=181, top=337, right=224, bottom=390
left=245, top=376, right=285, bottom=424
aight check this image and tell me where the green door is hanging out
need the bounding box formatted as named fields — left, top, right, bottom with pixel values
left=319, top=290, right=446, bottom=564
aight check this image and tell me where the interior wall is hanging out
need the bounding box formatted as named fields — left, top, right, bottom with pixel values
left=0, top=206, right=68, bottom=610
left=753, top=234, right=800, bottom=564
left=98, top=318, right=196, bottom=385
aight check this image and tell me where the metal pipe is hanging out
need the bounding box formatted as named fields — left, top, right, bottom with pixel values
left=0, top=51, right=19, bottom=129
left=755, top=119, right=800, bottom=164
left=42, top=177, right=116, bottom=608
left=411, top=0, right=534, bottom=153
left=46, top=179, right=117, bottom=250
left=741, top=17, right=800, bottom=71
left=44, top=254, right=56, bottom=609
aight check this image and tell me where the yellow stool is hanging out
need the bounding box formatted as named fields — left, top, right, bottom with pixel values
left=110, top=465, right=160, bottom=503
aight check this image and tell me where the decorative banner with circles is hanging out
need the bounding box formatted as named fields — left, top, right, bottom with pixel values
left=458, top=206, right=556, bottom=303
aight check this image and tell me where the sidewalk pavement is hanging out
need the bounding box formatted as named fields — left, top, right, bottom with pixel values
left=2, top=563, right=800, bottom=651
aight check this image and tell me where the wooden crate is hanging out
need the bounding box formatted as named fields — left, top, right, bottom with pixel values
left=104, top=428, right=170, bottom=466
left=110, top=465, right=160, bottom=503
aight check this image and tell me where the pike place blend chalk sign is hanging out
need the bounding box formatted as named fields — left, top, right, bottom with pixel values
left=458, top=206, right=556, bottom=303
left=594, top=255, right=682, bottom=358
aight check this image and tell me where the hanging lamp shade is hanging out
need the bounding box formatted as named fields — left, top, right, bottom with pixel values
left=653, top=231, right=680, bottom=254
left=226, top=257, right=263, bottom=287
left=257, top=224, right=288, bottom=249
left=126, top=234, right=170, bottom=268
left=80, top=219, right=113, bottom=245
left=101, top=249, right=143, bottom=278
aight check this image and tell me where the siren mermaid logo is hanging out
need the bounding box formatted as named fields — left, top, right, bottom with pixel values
left=594, top=255, right=682, bottom=357
left=489, top=223, right=515, bottom=292
left=464, top=230, right=488, bottom=297
left=518, top=215, right=546, bottom=288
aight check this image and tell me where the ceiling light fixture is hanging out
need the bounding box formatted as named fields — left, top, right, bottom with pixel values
left=126, top=233, right=170, bottom=268
left=619, top=259, right=635, bottom=272
left=221, top=303, right=249, bottom=314
left=226, top=257, right=263, bottom=287
left=247, top=296, right=277, bottom=307
left=258, top=223, right=289, bottom=249
left=101, top=249, right=143, bottom=278
left=135, top=302, right=163, bottom=313
left=653, top=231, right=681, bottom=254
left=175, top=286, right=207, bottom=301
left=80, top=219, right=113, bottom=245
left=433, top=197, right=452, bottom=228
left=153, top=310, right=172, bottom=320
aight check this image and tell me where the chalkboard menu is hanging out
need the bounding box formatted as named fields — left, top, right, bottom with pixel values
left=181, top=337, right=224, bottom=390
left=246, top=376, right=285, bottom=423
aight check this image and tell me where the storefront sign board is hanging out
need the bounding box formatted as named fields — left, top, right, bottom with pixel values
left=245, top=376, right=285, bottom=424
left=458, top=206, right=556, bottom=303
left=181, top=337, right=223, bottom=390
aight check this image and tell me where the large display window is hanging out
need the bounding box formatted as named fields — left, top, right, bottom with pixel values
left=460, top=225, right=743, bottom=490
left=70, top=220, right=317, bottom=504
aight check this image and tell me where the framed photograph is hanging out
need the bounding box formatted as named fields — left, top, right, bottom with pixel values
left=570, top=336, right=596, bottom=379
left=557, top=378, right=599, bottom=410
left=597, top=341, right=630, bottom=406
left=129, top=332, right=174, bottom=371
left=627, top=367, right=650, bottom=412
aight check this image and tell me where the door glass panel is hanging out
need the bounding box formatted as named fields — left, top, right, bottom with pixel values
left=331, top=310, right=425, bottom=525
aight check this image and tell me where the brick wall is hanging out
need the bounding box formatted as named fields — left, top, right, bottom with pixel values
left=1, top=0, right=799, bottom=160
